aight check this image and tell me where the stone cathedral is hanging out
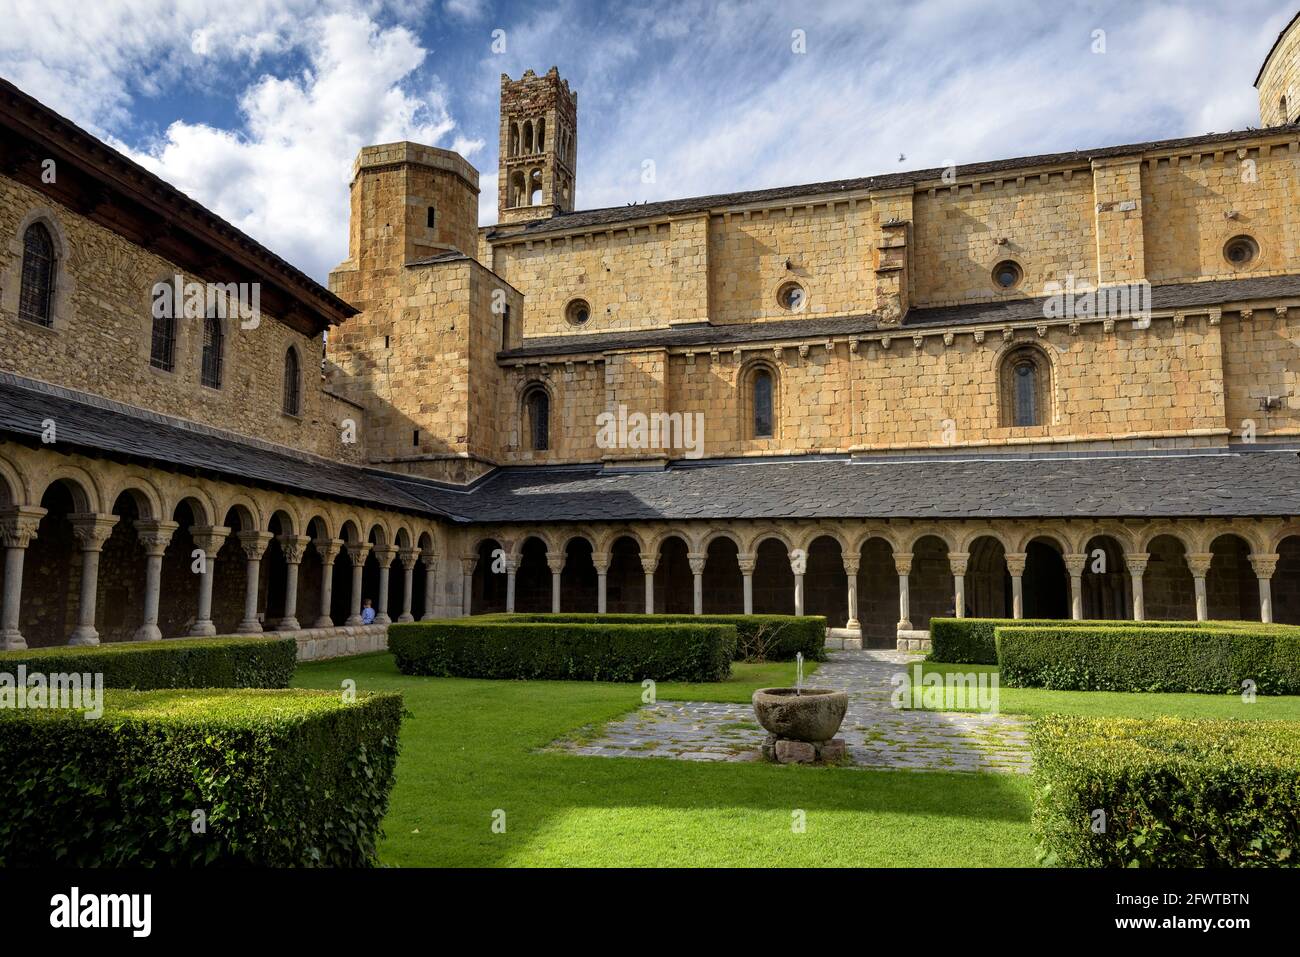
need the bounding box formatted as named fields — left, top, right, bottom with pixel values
left=6, top=18, right=1300, bottom=657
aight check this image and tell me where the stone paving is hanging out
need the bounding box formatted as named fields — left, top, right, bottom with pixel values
left=548, top=650, right=1032, bottom=773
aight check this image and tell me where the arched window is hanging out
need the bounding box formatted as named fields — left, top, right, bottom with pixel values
left=19, top=222, right=56, bottom=326
left=752, top=368, right=775, bottom=438
left=282, top=347, right=301, bottom=416
left=149, top=306, right=176, bottom=371
left=525, top=387, right=549, bottom=451
left=509, top=170, right=526, bottom=208
left=523, top=120, right=534, bottom=154
left=200, top=313, right=224, bottom=389
left=537, top=117, right=545, bottom=152
left=1000, top=346, right=1050, bottom=427
left=529, top=168, right=543, bottom=206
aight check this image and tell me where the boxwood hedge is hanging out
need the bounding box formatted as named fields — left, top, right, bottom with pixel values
left=0, top=688, right=403, bottom=867
left=1031, top=714, right=1300, bottom=867
left=928, top=616, right=1271, bottom=665
left=995, top=624, right=1300, bottom=694
left=479, top=613, right=825, bottom=661
left=0, top=635, right=297, bottom=689
left=389, top=619, right=735, bottom=681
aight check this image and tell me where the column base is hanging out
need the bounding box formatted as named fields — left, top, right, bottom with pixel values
left=313, top=616, right=335, bottom=628
left=419, top=613, right=436, bottom=621
left=132, top=624, right=162, bottom=642
left=276, top=617, right=301, bottom=632
left=344, top=615, right=363, bottom=626
left=376, top=613, right=393, bottom=626
left=1, top=629, right=27, bottom=651
left=236, top=620, right=263, bottom=634
left=397, top=613, right=414, bottom=623
left=897, top=620, right=913, bottom=631
left=189, top=620, right=217, bottom=637
left=67, top=627, right=101, bottom=646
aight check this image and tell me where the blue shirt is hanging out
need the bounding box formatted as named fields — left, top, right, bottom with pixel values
left=361, top=606, right=376, bottom=625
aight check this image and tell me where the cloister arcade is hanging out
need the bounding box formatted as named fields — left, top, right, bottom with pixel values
left=4, top=446, right=1300, bottom=653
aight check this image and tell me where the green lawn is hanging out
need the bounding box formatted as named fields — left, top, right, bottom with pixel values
left=294, top=653, right=1035, bottom=867
left=913, top=661, right=1300, bottom=720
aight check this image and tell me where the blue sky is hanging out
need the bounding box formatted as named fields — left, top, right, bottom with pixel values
left=0, top=0, right=1294, bottom=281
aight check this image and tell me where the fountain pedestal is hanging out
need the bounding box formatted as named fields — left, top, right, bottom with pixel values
left=752, top=687, right=849, bottom=765
left=762, top=735, right=846, bottom=764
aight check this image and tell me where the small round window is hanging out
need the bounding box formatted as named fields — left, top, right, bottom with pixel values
left=992, top=260, right=1023, bottom=290
left=777, top=281, right=806, bottom=312
left=1223, top=235, right=1258, bottom=268
left=565, top=298, right=591, bottom=325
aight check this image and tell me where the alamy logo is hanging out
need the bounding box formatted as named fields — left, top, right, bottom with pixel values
left=50, top=887, right=151, bottom=937
left=890, top=663, right=999, bottom=713
left=596, top=405, right=705, bottom=460
left=1042, top=274, right=1151, bottom=326
left=0, top=667, right=102, bottom=719
left=152, top=275, right=262, bottom=329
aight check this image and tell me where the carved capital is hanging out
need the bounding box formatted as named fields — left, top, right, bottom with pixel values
left=592, top=554, right=610, bottom=575
left=68, top=512, right=119, bottom=552
left=1063, top=552, right=1089, bottom=577
left=278, top=534, right=312, bottom=565
left=134, top=520, right=179, bottom=557
left=639, top=555, right=659, bottom=575
left=192, top=525, right=232, bottom=557
left=547, top=555, right=566, bottom=574
left=315, top=537, right=344, bottom=564
left=842, top=558, right=860, bottom=576
left=460, top=555, right=478, bottom=575
left=893, top=552, right=914, bottom=576
left=1004, top=551, right=1028, bottom=577
left=1250, top=552, right=1280, bottom=580
left=687, top=552, right=707, bottom=576
left=1186, top=552, right=1214, bottom=578
left=236, top=530, right=274, bottom=561
left=398, top=548, right=420, bottom=571
left=947, top=550, right=970, bottom=577
left=346, top=542, right=373, bottom=566
left=0, top=506, right=46, bottom=548
left=737, top=553, right=756, bottom=575
left=1124, top=551, right=1150, bottom=576
left=372, top=544, right=399, bottom=569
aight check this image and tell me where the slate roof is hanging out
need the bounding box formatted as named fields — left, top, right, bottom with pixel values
left=489, top=124, right=1298, bottom=240
left=388, top=450, right=1300, bottom=523
left=498, top=274, right=1300, bottom=360
left=4, top=373, right=1300, bottom=525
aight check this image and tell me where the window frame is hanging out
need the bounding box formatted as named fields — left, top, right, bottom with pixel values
left=200, top=312, right=225, bottom=390
left=18, top=222, right=56, bottom=327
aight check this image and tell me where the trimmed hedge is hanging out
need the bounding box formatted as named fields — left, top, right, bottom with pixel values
left=1031, top=715, right=1300, bottom=867
left=0, top=688, right=403, bottom=867
left=478, top=613, right=826, bottom=662
left=0, top=636, right=297, bottom=689
left=996, top=624, right=1300, bottom=694
left=928, top=616, right=1269, bottom=665
left=389, top=620, right=735, bottom=681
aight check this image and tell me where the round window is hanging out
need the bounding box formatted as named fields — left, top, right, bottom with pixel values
left=777, top=281, right=806, bottom=312
left=565, top=298, right=591, bottom=325
left=1223, top=235, right=1258, bottom=268
left=992, top=260, right=1023, bottom=289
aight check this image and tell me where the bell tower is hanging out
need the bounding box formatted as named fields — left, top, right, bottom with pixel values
left=498, top=67, right=577, bottom=225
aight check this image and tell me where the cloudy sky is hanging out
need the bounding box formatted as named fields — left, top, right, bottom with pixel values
left=0, top=0, right=1292, bottom=281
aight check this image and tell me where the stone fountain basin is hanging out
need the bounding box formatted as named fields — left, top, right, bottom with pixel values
left=752, top=688, right=848, bottom=743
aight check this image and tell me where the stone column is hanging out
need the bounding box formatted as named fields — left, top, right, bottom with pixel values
left=313, top=538, right=343, bottom=628
left=894, top=551, right=913, bottom=631
left=547, top=555, right=564, bottom=612
left=372, top=544, right=398, bottom=625
left=1250, top=552, right=1278, bottom=624
left=593, top=554, right=609, bottom=614
left=67, top=513, right=119, bottom=645
left=688, top=552, right=707, bottom=615
left=189, top=526, right=230, bottom=636
left=235, top=530, right=273, bottom=634
left=345, top=542, right=372, bottom=626
left=275, top=534, right=311, bottom=631
left=1064, top=552, right=1088, bottom=621
left=843, top=557, right=860, bottom=630
left=460, top=556, right=476, bottom=616
left=948, top=551, right=969, bottom=619
left=132, top=520, right=179, bottom=641
left=397, top=548, right=419, bottom=623
left=738, top=553, right=756, bottom=615
left=0, top=506, right=46, bottom=651
left=1005, top=552, right=1027, bottom=620
left=1125, top=552, right=1149, bottom=621
left=420, top=549, right=438, bottom=620
left=504, top=556, right=518, bottom=613
left=640, top=555, right=657, bottom=613
left=1187, top=552, right=1213, bottom=622
left=789, top=549, right=806, bottom=617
